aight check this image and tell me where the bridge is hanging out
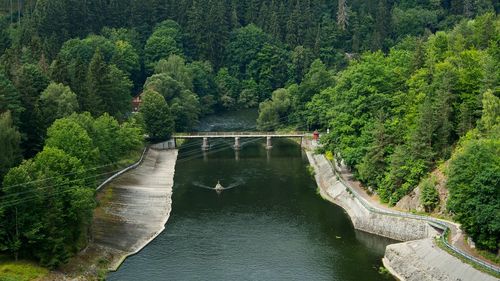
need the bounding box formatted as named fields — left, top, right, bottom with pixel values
left=173, top=131, right=309, bottom=150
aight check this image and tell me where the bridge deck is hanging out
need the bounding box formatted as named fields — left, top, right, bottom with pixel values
left=173, top=132, right=308, bottom=139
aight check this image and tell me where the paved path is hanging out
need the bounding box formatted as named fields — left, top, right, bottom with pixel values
left=173, top=131, right=307, bottom=138
left=384, top=239, right=498, bottom=281
left=337, top=165, right=496, bottom=269
left=303, top=139, right=498, bottom=273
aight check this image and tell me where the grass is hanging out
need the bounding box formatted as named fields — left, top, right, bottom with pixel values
left=477, top=249, right=500, bottom=265
left=174, top=138, right=186, bottom=147
left=378, top=266, right=394, bottom=279
left=306, top=165, right=315, bottom=177
left=99, top=187, right=114, bottom=206
left=118, top=147, right=144, bottom=167
left=0, top=255, right=48, bottom=281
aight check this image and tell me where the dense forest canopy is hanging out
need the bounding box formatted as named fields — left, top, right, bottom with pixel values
left=0, top=0, right=498, bottom=268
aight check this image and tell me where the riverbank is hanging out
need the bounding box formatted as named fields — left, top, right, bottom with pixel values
left=44, top=148, right=178, bottom=280
left=107, top=137, right=394, bottom=281
left=305, top=151, right=438, bottom=241
left=383, top=239, right=497, bottom=281
left=304, top=148, right=497, bottom=281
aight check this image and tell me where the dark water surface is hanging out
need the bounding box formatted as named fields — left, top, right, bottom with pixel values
left=194, top=108, right=259, bottom=132
left=107, top=136, right=394, bottom=281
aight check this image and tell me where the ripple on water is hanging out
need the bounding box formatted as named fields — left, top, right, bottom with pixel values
left=108, top=139, right=394, bottom=281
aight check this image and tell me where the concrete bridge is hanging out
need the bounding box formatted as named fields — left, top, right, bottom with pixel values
left=173, top=131, right=308, bottom=150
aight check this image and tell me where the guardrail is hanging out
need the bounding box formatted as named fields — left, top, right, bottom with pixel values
left=173, top=131, right=308, bottom=137
left=96, top=147, right=148, bottom=191
left=324, top=157, right=500, bottom=274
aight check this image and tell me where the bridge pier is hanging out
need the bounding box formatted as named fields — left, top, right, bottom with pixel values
left=201, top=137, right=209, bottom=151
left=234, top=137, right=241, bottom=150
left=266, top=136, right=272, bottom=150
left=235, top=150, right=240, bottom=161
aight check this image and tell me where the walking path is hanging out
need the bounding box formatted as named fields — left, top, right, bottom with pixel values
left=303, top=140, right=499, bottom=275
left=338, top=164, right=497, bottom=270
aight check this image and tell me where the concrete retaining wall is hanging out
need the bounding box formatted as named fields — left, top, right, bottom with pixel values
left=92, top=148, right=178, bottom=271
left=383, top=239, right=497, bottom=281
left=305, top=150, right=499, bottom=280
left=306, top=151, right=438, bottom=241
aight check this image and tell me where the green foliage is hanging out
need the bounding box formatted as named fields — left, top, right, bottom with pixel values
left=154, top=55, right=192, bottom=90
left=215, top=67, right=240, bottom=110
left=144, top=22, right=183, bottom=73
left=45, top=118, right=98, bottom=167
left=170, top=90, right=201, bottom=132
left=140, top=90, right=174, bottom=141
left=144, top=55, right=200, bottom=131
left=378, top=266, right=392, bottom=279
left=0, top=111, right=143, bottom=266
left=257, top=88, right=292, bottom=131
left=447, top=138, right=499, bottom=252
left=0, top=72, right=23, bottom=126
left=0, top=0, right=499, bottom=271
left=111, top=40, right=140, bottom=80
left=188, top=60, right=217, bottom=114
left=478, top=90, right=500, bottom=136
left=0, top=147, right=92, bottom=268
left=83, top=49, right=132, bottom=118
left=247, top=43, right=291, bottom=97
left=15, top=64, right=49, bottom=157
left=391, top=7, right=438, bottom=40
left=0, top=257, right=49, bottom=281
left=420, top=176, right=440, bottom=212
left=306, top=165, right=315, bottom=177
left=238, top=79, right=260, bottom=108
left=225, top=24, right=271, bottom=80
left=290, top=46, right=313, bottom=83
left=0, top=112, right=22, bottom=182
left=300, top=14, right=499, bottom=205
left=51, top=33, right=139, bottom=95
left=37, top=82, right=78, bottom=130
left=447, top=91, right=500, bottom=253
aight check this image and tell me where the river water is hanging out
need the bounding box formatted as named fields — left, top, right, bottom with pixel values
left=107, top=111, right=394, bottom=281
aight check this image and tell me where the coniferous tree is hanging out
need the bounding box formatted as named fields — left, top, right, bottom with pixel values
left=15, top=64, right=49, bottom=157
left=0, top=72, right=24, bottom=126
left=0, top=111, right=22, bottom=182
left=83, top=49, right=106, bottom=116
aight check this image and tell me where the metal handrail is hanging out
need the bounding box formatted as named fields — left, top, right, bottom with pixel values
left=173, top=131, right=309, bottom=137
left=96, top=147, right=148, bottom=191
left=321, top=156, right=500, bottom=274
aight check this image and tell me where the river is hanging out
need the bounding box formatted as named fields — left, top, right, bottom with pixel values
left=107, top=110, right=394, bottom=281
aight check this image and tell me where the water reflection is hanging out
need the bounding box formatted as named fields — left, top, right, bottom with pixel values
left=108, top=139, right=394, bottom=281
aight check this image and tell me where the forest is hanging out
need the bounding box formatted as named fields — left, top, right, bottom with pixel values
left=0, top=0, right=498, bottom=269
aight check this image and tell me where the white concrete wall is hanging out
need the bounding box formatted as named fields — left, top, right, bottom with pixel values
left=306, top=151, right=498, bottom=281
left=383, top=239, right=498, bottom=281
left=306, top=151, right=438, bottom=241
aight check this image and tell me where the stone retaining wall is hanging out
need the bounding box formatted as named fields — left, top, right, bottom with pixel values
left=305, top=150, right=498, bottom=281
left=383, top=239, right=497, bottom=281
left=306, top=151, right=438, bottom=241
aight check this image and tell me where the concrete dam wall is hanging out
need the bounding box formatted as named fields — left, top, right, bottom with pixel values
left=92, top=148, right=178, bottom=270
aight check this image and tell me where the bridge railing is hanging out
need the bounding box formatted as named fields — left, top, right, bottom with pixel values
left=173, top=131, right=309, bottom=137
